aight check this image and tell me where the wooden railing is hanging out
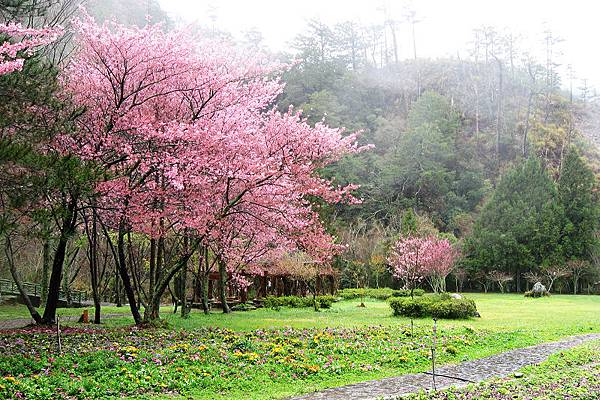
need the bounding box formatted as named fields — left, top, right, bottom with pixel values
left=0, top=278, right=87, bottom=305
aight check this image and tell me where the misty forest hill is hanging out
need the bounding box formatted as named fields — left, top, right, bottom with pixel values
left=276, top=20, right=597, bottom=233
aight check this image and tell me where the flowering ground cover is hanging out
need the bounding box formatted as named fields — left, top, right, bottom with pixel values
left=405, top=340, right=600, bottom=400
left=0, top=324, right=550, bottom=399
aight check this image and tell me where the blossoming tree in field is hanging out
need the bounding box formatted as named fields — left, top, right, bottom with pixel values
left=388, top=237, right=428, bottom=297
left=423, top=238, right=457, bottom=293
left=388, top=236, right=457, bottom=295
left=62, top=13, right=366, bottom=322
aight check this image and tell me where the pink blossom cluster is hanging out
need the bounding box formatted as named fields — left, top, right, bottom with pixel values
left=0, top=23, right=61, bottom=75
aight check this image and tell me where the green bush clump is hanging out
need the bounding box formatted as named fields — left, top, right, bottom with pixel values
left=337, top=288, right=367, bottom=300
left=316, top=295, right=336, bottom=309
left=338, top=288, right=425, bottom=300
left=389, top=296, right=432, bottom=317
left=430, top=298, right=477, bottom=319
left=365, top=288, right=395, bottom=300
left=392, top=288, right=425, bottom=298
left=263, top=295, right=336, bottom=310
left=524, top=290, right=550, bottom=298
left=389, top=295, right=478, bottom=319
left=231, top=303, right=257, bottom=311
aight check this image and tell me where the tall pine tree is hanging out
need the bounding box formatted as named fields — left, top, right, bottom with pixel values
left=558, top=148, right=598, bottom=261
left=465, top=157, right=564, bottom=291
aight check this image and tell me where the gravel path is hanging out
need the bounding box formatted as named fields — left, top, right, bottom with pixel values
left=291, top=333, right=600, bottom=400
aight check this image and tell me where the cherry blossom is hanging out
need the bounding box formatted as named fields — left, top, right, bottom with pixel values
left=0, top=23, right=61, bottom=75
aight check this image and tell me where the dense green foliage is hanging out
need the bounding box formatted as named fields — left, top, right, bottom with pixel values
left=263, top=295, right=337, bottom=310
left=464, top=153, right=599, bottom=292
left=559, top=148, right=599, bottom=261
left=465, top=158, right=563, bottom=285
left=389, top=295, right=478, bottom=319
left=277, top=19, right=600, bottom=293
left=338, top=288, right=425, bottom=300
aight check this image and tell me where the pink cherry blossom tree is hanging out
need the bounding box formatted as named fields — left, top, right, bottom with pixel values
left=62, top=13, right=366, bottom=322
left=388, top=236, right=429, bottom=297
left=423, top=238, right=458, bottom=293
left=388, top=236, right=457, bottom=295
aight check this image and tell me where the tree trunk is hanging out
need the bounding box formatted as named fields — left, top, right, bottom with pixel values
left=180, top=236, right=189, bottom=318
left=523, top=91, right=533, bottom=157
left=117, top=221, right=142, bottom=325
left=389, top=21, right=398, bottom=65
left=40, top=238, right=51, bottom=307
left=146, top=242, right=198, bottom=321
left=114, top=264, right=122, bottom=307
left=42, top=197, right=77, bottom=324
left=474, top=83, right=480, bottom=135
left=62, top=252, right=72, bottom=308
left=200, top=272, right=209, bottom=314
left=5, top=236, right=42, bottom=323
left=86, top=209, right=102, bottom=324
left=218, top=257, right=230, bottom=314
left=145, top=236, right=164, bottom=322
left=495, top=58, right=503, bottom=165
left=196, top=246, right=210, bottom=314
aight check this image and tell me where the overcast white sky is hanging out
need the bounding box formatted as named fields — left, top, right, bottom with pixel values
left=159, top=0, right=600, bottom=89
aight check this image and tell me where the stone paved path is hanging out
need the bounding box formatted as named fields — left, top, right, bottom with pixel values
left=292, top=333, right=600, bottom=400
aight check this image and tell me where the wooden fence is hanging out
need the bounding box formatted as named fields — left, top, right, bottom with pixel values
left=0, top=278, right=87, bottom=305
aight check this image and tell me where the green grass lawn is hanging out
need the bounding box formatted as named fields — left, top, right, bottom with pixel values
left=64, top=293, right=600, bottom=339
left=3, top=293, right=600, bottom=339
left=1, top=293, right=599, bottom=399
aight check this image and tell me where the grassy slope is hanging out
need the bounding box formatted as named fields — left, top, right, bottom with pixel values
left=141, top=293, right=600, bottom=399
left=79, top=293, right=600, bottom=336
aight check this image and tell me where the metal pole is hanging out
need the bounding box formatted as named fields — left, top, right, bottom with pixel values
left=431, top=318, right=437, bottom=390
left=56, top=315, right=62, bottom=354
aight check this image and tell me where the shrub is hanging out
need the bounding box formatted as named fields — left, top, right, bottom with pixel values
left=338, top=288, right=425, bottom=301
left=316, top=295, right=336, bottom=309
left=389, top=295, right=478, bottom=319
left=391, top=288, right=425, bottom=298
left=389, top=297, right=432, bottom=317
left=430, top=298, right=477, bottom=319
left=524, top=290, right=551, bottom=298
left=337, top=289, right=367, bottom=300
left=365, top=288, right=395, bottom=300
left=263, top=296, right=283, bottom=309
left=263, top=295, right=337, bottom=310
left=231, top=303, right=257, bottom=312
